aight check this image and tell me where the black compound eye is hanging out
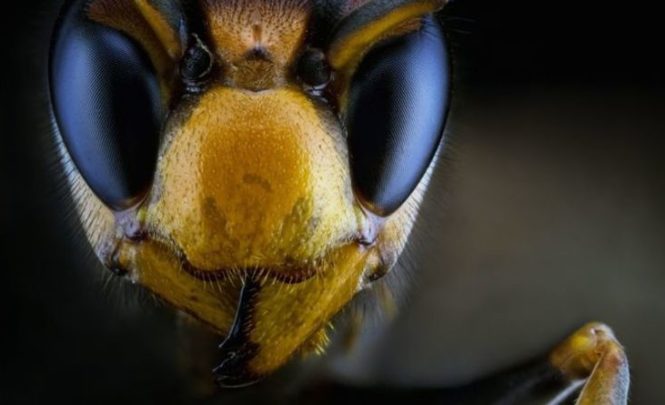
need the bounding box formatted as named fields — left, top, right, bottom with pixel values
left=297, top=48, right=332, bottom=91
left=50, top=0, right=163, bottom=211
left=180, top=34, right=213, bottom=90
left=346, top=16, right=450, bottom=216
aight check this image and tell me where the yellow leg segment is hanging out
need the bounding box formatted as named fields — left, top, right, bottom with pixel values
left=550, top=322, right=630, bottom=405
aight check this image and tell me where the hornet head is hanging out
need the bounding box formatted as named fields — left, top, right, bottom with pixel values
left=50, top=0, right=451, bottom=385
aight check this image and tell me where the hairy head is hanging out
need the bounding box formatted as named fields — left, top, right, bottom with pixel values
left=50, top=0, right=450, bottom=385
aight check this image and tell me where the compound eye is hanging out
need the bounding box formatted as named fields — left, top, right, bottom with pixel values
left=50, top=0, right=163, bottom=210
left=346, top=16, right=450, bottom=216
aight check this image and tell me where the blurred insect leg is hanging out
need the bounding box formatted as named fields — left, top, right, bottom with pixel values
left=549, top=322, right=630, bottom=405
left=489, top=322, right=628, bottom=404
left=482, top=357, right=572, bottom=404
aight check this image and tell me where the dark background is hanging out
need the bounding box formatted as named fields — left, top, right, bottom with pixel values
left=2, top=1, right=664, bottom=403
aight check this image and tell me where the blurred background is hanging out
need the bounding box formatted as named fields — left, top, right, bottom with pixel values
left=2, top=0, right=664, bottom=403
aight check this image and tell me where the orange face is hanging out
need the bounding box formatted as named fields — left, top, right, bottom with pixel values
left=58, top=0, right=447, bottom=385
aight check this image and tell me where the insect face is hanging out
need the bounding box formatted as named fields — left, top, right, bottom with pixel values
left=50, top=0, right=450, bottom=384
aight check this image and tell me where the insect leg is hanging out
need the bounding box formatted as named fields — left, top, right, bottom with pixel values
left=548, top=322, right=629, bottom=405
